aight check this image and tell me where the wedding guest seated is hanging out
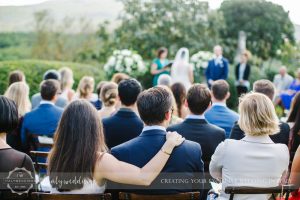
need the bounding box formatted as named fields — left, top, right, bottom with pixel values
left=98, top=82, right=118, bottom=118
left=46, top=100, right=184, bottom=193
left=273, top=66, right=293, bottom=101
left=205, top=80, right=239, bottom=138
left=0, top=96, right=34, bottom=192
left=21, top=80, right=63, bottom=151
left=103, top=79, right=143, bottom=149
left=168, top=84, right=225, bottom=171
left=73, top=76, right=98, bottom=103
left=8, top=70, right=26, bottom=85
left=280, top=68, right=300, bottom=110
left=31, top=70, right=67, bottom=109
left=210, top=93, right=289, bottom=200
left=159, top=85, right=183, bottom=126
left=4, top=82, right=31, bottom=152
left=171, top=82, right=188, bottom=119
left=92, top=81, right=108, bottom=110
left=287, top=92, right=300, bottom=161
left=111, top=72, right=130, bottom=84
left=230, top=80, right=290, bottom=145
left=289, top=146, right=300, bottom=198
left=157, top=74, right=172, bottom=87
left=111, top=87, right=204, bottom=195
left=59, top=67, right=75, bottom=102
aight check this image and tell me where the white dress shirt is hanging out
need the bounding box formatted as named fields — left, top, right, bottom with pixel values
left=210, top=135, right=289, bottom=200
left=40, top=100, right=55, bottom=105
left=185, top=114, right=205, bottom=120
left=142, top=125, right=166, bottom=132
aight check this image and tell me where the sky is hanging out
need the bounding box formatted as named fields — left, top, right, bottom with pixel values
left=0, top=0, right=300, bottom=24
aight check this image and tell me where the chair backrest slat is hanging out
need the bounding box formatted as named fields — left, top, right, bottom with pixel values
left=118, top=192, right=201, bottom=200
left=31, top=192, right=111, bottom=200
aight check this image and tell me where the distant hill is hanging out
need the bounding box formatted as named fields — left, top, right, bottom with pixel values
left=1, top=0, right=300, bottom=42
left=0, top=0, right=122, bottom=32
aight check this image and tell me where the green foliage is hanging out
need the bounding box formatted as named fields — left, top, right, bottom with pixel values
left=0, top=60, right=105, bottom=97
left=220, top=0, right=295, bottom=61
left=109, top=0, right=224, bottom=59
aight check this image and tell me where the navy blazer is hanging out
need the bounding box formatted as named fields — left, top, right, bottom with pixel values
left=111, top=129, right=204, bottom=194
left=230, top=121, right=290, bottom=146
left=21, top=103, right=63, bottom=145
left=167, top=119, right=225, bottom=171
left=102, top=108, right=144, bottom=149
left=205, top=58, right=229, bottom=85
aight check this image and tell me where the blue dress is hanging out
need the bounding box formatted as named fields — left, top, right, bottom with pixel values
left=152, top=58, right=169, bottom=86
left=281, top=80, right=300, bottom=109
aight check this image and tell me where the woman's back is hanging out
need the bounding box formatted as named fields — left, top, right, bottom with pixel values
left=214, top=137, right=289, bottom=200
left=0, top=148, right=34, bottom=172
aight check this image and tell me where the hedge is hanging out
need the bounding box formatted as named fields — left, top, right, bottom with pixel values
left=0, top=59, right=106, bottom=97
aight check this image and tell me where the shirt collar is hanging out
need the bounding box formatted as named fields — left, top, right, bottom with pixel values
left=212, top=102, right=227, bottom=107
left=242, top=135, right=274, bottom=144
left=40, top=100, right=54, bottom=105
left=186, top=114, right=205, bottom=120
left=119, top=107, right=134, bottom=112
left=142, top=125, right=166, bottom=132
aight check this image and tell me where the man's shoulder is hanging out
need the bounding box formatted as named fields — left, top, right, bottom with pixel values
left=222, top=57, right=229, bottom=62
left=167, top=122, right=184, bottom=131
left=227, top=108, right=240, bottom=119
left=111, top=136, right=141, bottom=153
left=52, top=105, right=64, bottom=114
left=205, top=122, right=226, bottom=133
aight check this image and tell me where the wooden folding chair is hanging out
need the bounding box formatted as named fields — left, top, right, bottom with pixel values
left=31, top=192, right=112, bottom=200
left=119, top=191, right=201, bottom=200
left=225, top=185, right=297, bottom=200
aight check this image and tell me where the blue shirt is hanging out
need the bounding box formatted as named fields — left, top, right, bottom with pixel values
left=205, top=103, right=239, bottom=138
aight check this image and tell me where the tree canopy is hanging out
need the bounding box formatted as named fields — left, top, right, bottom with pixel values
left=220, top=0, right=295, bottom=60
left=110, top=0, right=223, bottom=59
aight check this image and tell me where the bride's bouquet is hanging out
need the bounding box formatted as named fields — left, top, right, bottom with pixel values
left=104, top=49, right=146, bottom=78
left=190, top=51, right=214, bottom=69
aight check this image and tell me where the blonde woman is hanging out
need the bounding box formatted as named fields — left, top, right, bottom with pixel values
left=59, top=67, right=75, bottom=102
left=98, top=82, right=118, bottom=118
left=4, top=82, right=31, bottom=151
left=73, top=76, right=98, bottom=103
left=209, top=93, right=289, bottom=200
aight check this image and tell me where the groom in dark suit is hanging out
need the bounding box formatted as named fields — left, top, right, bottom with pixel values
left=111, top=87, right=204, bottom=195
left=205, top=45, right=229, bottom=87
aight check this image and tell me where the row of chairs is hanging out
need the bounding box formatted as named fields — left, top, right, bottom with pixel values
left=3, top=187, right=297, bottom=200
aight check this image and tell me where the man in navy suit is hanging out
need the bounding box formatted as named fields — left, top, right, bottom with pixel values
left=111, top=87, right=204, bottom=195
left=205, top=80, right=239, bottom=138
left=205, top=45, right=229, bottom=87
left=21, top=79, right=63, bottom=151
left=103, top=79, right=143, bottom=149
left=31, top=70, right=67, bottom=110
left=168, top=84, right=225, bottom=171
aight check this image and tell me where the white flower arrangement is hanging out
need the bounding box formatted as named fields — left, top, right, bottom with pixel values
left=190, top=51, right=214, bottom=69
left=104, top=49, right=146, bottom=77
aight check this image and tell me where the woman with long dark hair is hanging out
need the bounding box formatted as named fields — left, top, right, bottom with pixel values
left=47, top=100, right=184, bottom=193
left=287, top=92, right=300, bottom=161
left=171, top=82, right=188, bottom=119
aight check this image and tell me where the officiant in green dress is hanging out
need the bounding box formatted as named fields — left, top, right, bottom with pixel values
left=151, top=47, right=170, bottom=86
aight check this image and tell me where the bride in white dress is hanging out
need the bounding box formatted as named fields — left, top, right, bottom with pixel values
left=171, top=48, right=194, bottom=90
